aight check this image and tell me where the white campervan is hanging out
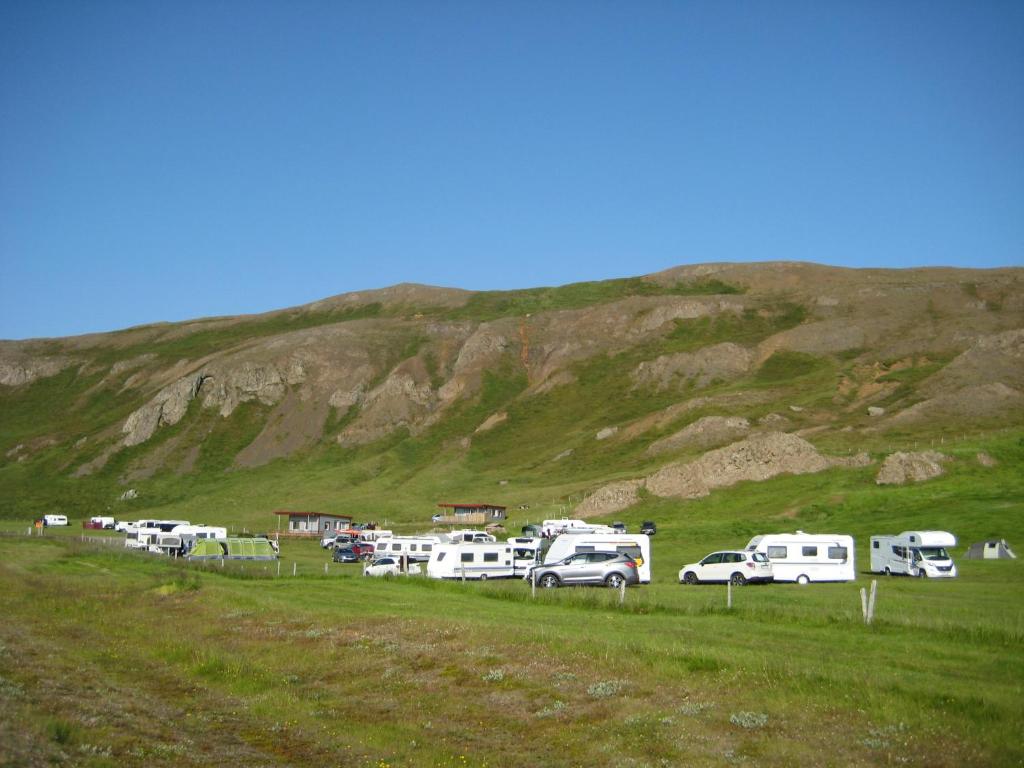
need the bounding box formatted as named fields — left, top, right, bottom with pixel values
left=870, top=531, right=957, bottom=578
left=543, top=533, right=651, bottom=583
left=745, top=532, right=856, bottom=584
left=444, top=529, right=497, bottom=544
left=43, top=514, right=68, bottom=526
left=427, top=542, right=518, bottom=580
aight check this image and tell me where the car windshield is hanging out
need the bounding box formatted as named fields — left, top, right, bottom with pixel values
left=917, top=547, right=950, bottom=561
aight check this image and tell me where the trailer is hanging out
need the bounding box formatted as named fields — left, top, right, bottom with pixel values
left=870, top=531, right=957, bottom=578
left=542, top=533, right=651, bottom=583
left=745, top=532, right=855, bottom=584
left=373, top=535, right=445, bottom=562
left=427, top=542, right=518, bottom=580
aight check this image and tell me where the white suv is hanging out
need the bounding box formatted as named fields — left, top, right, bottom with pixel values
left=678, top=550, right=773, bottom=585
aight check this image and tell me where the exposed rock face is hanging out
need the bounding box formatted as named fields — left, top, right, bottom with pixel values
left=647, top=416, right=751, bottom=456
left=758, top=319, right=866, bottom=361
left=889, top=383, right=1023, bottom=425
left=123, top=374, right=209, bottom=447
left=339, top=368, right=437, bottom=446
left=475, top=412, right=508, bottom=433
left=0, top=357, right=73, bottom=386
left=920, top=329, right=1024, bottom=395
left=876, top=451, right=950, bottom=485
left=575, top=480, right=644, bottom=517
left=646, top=432, right=832, bottom=499
left=201, top=364, right=288, bottom=417
left=632, top=343, right=753, bottom=391
left=578, top=433, right=870, bottom=514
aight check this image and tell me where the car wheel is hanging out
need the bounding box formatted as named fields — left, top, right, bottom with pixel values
left=730, top=573, right=747, bottom=586
left=796, top=574, right=810, bottom=585
left=479, top=573, right=488, bottom=582
left=540, top=574, right=560, bottom=589
left=606, top=573, right=625, bottom=589
left=684, top=572, right=698, bottom=585
left=884, top=567, right=891, bottom=576
left=917, top=569, right=927, bottom=578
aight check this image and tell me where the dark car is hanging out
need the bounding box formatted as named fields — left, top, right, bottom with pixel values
left=640, top=521, right=657, bottom=536
left=526, top=552, right=640, bottom=589
left=332, top=547, right=359, bottom=563
left=612, top=521, right=628, bottom=533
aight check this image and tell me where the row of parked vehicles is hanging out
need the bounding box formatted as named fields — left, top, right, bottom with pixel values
left=335, top=522, right=959, bottom=588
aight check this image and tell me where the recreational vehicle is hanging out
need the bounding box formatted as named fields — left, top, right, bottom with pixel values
left=745, top=532, right=856, bottom=584
left=540, top=519, right=616, bottom=537
left=373, top=535, right=444, bottom=562
left=124, top=519, right=190, bottom=550
left=542, top=533, right=651, bottom=583
left=870, top=531, right=958, bottom=578
left=427, top=542, right=517, bottom=580
left=444, top=529, right=497, bottom=544
left=42, top=514, right=68, bottom=526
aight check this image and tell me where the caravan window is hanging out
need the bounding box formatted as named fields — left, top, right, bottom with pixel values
left=767, top=546, right=788, bottom=559
left=872, top=541, right=880, bottom=549
left=461, top=552, right=474, bottom=563
left=436, top=552, right=447, bottom=562
left=574, top=546, right=595, bottom=553
left=827, top=546, right=848, bottom=560
left=617, top=546, right=642, bottom=562
left=483, top=552, right=499, bottom=563
left=802, top=546, right=818, bottom=557
left=422, top=544, right=432, bottom=552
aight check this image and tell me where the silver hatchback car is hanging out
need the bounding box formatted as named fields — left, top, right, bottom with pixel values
left=527, top=552, right=640, bottom=589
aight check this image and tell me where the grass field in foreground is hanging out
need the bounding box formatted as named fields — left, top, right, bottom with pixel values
left=0, top=529, right=1021, bottom=768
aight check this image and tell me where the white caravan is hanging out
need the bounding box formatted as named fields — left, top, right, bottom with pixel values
left=124, top=519, right=190, bottom=550
left=43, top=514, right=68, bottom=526
left=543, top=533, right=651, bottom=583
left=373, top=535, right=444, bottom=562
left=745, top=532, right=856, bottom=584
left=870, top=531, right=957, bottom=578
left=427, top=542, right=518, bottom=580
left=540, top=519, right=616, bottom=537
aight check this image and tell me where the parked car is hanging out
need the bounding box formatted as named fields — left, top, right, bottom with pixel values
left=612, top=521, right=627, bottom=533
left=640, top=521, right=657, bottom=536
left=333, top=547, right=360, bottom=563
left=363, top=557, right=422, bottom=577
left=678, top=551, right=773, bottom=586
left=526, top=552, right=639, bottom=589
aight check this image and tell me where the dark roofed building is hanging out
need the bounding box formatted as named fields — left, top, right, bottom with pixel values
left=274, top=511, right=353, bottom=537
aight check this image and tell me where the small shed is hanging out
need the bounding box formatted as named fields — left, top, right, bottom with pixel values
left=274, top=511, right=353, bottom=536
left=435, top=503, right=507, bottom=525
left=965, top=540, right=1017, bottom=559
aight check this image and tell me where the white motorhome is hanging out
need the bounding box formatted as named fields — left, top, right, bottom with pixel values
left=427, top=542, right=518, bottom=580
left=43, top=514, right=68, bottom=526
left=357, top=529, right=392, bottom=543
left=540, top=519, right=616, bottom=537
left=745, top=532, right=856, bottom=584
left=870, top=531, right=957, bottom=578
left=373, top=535, right=444, bottom=562
left=543, top=533, right=651, bottom=583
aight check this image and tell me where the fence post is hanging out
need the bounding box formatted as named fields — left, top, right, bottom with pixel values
left=277, top=560, right=281, bottom=577
left=860, top=587, right=867, bottom=623
left=293, top=562, right=297, bottom=577
left=619, top=578, right=626, bottom=605
left=324, top=562, right=328, bottom=575
left=727, top=580, right=732, bottom=610
left=532, top=569, right=537, bottom=599
left=867, top=580, right=878, bottom=624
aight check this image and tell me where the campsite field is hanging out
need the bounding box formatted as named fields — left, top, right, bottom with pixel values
left=1, top=533, right=1022, bottom=767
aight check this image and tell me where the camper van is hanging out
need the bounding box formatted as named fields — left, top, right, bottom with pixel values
left=542, top=533, right=651, bottom=583
left=540, top=519, right=616, bottom=537
left=43, top=514, right=68, bottom=526
left=745, top=532, right=856, bottom=584
left=124, top=519, right=190, bottom=550
left=373, top=535, right=444, bottom=562
left=427, top=542, right=518, bottom=580
left=870, top=531, right=958, bottom=578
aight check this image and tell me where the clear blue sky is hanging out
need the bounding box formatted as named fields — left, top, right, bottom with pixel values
left=1, top=1, right=1022, bottom=340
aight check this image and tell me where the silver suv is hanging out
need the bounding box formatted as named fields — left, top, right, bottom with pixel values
left=526, top=552, right=640, bottom=589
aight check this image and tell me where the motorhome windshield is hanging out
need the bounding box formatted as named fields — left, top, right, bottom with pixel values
left=916, top=547, right=950, bottom=561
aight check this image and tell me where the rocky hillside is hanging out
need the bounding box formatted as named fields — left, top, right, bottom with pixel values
left=1, top=262, right=1022, bottom=524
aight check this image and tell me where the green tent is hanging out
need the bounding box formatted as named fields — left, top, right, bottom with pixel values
left=187, top=537, right=278, bottom=561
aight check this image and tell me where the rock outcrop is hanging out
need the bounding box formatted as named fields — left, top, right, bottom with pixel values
left=875, top=451, right=950, bottom=485
left=123, top=373, right=209, bottom=447
left=646, top=416, right=751, bottom=456
left=632, top=343, right=753, bottom=391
